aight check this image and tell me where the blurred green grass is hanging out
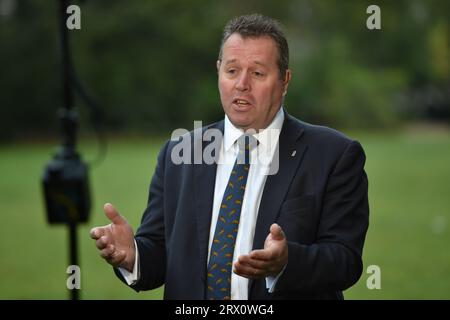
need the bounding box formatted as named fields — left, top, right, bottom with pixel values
left=1, top=130, right=449, bottom=299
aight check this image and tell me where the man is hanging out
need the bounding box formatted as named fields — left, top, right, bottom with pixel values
left=90, top=14, right=369, bottom=300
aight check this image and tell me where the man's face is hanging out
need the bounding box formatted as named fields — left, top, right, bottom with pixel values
left=218, top=33, right=291, bottom=131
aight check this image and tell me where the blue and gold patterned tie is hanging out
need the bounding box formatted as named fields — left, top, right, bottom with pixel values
left=206, top=135, right=255, bottom=300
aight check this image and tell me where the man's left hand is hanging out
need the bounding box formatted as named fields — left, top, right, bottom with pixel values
left=233, top=223, right=288, bottom=279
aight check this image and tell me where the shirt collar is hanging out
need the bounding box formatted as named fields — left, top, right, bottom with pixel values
left=223, top=107, right=285, bottom=154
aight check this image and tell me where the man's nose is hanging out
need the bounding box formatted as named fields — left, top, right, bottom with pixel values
left=235, top=72, right=250, bottom=91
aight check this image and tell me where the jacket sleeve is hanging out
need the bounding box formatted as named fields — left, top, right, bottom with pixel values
left=275, top=140, right=369, bottom=293
left=114, top=140, right=170, bottom=292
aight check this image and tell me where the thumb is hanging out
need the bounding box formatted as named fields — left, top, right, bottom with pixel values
left=104, top=203, right=126, bottom=225
left=270, top=223, right=285, bottom=241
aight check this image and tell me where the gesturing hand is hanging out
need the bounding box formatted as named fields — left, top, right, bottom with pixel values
left=90, top=203, right=135, bottom=272
left=233, top=223, right=288, bottom=279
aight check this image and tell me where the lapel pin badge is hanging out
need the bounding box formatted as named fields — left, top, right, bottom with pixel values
left=291, top=150, right=296, bottom=157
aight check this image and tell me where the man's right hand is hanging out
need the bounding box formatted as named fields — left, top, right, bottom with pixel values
left=90, top=203, right=136, bottom=272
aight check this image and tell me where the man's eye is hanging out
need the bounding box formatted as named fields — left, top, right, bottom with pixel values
left=253, top=71, right=264, bottom=77
left=227, top=69, right=236, bottom=74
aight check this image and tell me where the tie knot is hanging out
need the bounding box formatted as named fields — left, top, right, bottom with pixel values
left=236, top=135, right=257, bottom=165
left=236, top=134, right=258, bottom=152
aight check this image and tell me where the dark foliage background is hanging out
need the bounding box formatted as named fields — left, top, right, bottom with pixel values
left=1, top=0, right=449, bottom=139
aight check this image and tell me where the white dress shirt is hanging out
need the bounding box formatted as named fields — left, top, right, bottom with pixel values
left=121, top=107, right=285, bottom=299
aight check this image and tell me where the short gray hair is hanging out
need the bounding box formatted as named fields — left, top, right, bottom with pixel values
left=218, top=14, right=289, bottom=78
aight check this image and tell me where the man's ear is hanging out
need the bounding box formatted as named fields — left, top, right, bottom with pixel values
left=216, top=60, right=221, bottom=73
left=282, top=69, right=292, bottom=96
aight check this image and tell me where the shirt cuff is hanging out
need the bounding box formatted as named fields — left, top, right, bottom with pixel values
left=118, top=239, right=140, bottom=286
left=265, top=264, right=287, bottom=293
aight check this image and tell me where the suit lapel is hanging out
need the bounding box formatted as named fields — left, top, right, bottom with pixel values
left=252, top=114, right=307, bottom=250
left=248, top=113, right=308, bottom=296
left=193, top=121, right=224, bottom=286
left=191, top=115, right=308, bottom=296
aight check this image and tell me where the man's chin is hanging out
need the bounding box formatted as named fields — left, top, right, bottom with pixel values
left=229, top=118, right=253, bottom=131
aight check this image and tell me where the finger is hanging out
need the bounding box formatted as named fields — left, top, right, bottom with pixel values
left=100, top=244, right=115, bottom=259
left=233, top=260, right=266, bottom=279
left=270, top=223, right=285, bottom=241
left=95, top=235, right=110, bottom=250
left=104, top=203, right=126, bottom=225
left=249, top=249, right=274, bottom=261
left=105, top=249, right=126, bottom=266
left=238, top=255, right=271, bottom=270
left=90, top=227, right=104, bottom=240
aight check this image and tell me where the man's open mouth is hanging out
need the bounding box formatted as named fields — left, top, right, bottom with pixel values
left=233, top=98, right=251, bottom=107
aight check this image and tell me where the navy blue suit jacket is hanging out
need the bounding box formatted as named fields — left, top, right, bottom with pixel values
left=116, top=111, right=369, bottom=299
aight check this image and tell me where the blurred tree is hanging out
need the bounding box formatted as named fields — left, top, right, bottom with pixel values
left=1, top=0, right=449, bottom=141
